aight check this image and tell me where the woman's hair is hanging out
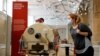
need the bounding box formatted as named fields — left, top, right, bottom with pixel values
left=68, top=13, right=81, bottom=24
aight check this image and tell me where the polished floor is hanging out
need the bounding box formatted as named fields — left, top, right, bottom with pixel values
left=0, top=44, right=100, bottom=56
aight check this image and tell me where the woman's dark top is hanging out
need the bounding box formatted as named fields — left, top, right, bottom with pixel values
left=70, top=23, right=92, bottom=54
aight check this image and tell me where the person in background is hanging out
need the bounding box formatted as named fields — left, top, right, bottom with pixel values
left=53, top=29, right=60, bottom=56
left=35, top=18, right=44, bottom=23
left=67, top=13, right=94, bottom=56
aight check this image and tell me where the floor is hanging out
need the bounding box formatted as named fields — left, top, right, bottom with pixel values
left=0, top=44, right=100, bottom=56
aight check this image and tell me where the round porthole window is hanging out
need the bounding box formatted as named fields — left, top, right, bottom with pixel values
left=28, top=28, right=34, bottom=34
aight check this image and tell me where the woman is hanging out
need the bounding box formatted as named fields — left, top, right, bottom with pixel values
left=68, top=13, right=94, bottom=56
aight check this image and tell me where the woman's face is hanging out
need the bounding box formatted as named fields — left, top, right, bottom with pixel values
left=67, top=15, right=75, bottom=24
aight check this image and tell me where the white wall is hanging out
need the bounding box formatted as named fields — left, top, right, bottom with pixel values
left=0, top=0, right=3, bottom=11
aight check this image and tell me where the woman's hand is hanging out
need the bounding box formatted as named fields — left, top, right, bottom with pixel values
left=76, top=29, right=88, bottom=37
left=76, top=29, right=80, bottom=33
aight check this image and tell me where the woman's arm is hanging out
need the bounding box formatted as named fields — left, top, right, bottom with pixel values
left=76, top=23, right=92, bottom=37
left=76, top=29, right=88, bottom=36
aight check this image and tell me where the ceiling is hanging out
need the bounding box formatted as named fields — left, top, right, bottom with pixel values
left=28, top=0, right=82, bottom=16
left=28, top=0, right=83, bottom=28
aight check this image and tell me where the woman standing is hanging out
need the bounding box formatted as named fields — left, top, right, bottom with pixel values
left=68, top=13, right=94, bottom=56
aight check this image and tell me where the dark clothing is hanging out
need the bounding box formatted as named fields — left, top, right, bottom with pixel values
left=70, top=23, right=92, bottom=50
left=76, top=46, right=94, bottom=56
left=70, top=23, right=94, bottom=55
left=70, top=28, right=85, bottom=50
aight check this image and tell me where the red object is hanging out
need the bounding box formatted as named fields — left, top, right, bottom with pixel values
left=74, top=47, right=76, bottom=56
left=35, top=18, right=44, bottom=23
left=12, top=1, right=28, bottom=56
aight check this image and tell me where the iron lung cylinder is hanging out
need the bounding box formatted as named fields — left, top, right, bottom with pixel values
left=20, top=23, right=54, bottom=52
